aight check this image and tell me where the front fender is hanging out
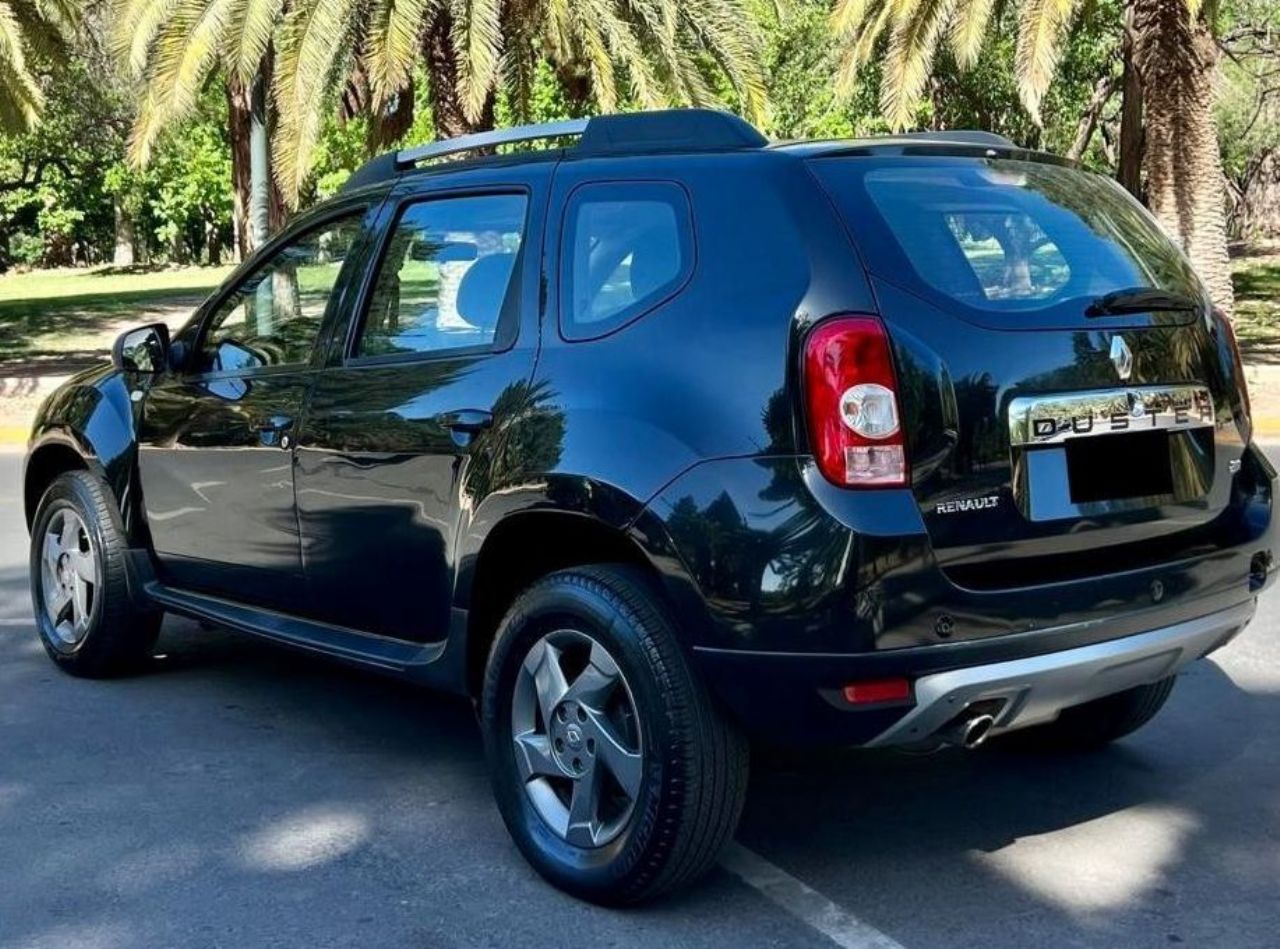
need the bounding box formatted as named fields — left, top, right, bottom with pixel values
left=24, top=367, right=141, bottom=536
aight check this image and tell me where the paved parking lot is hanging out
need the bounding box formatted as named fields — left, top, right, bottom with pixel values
left=1, top=448, right=1278, bottom=949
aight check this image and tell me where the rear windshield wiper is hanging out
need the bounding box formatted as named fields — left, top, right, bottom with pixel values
left=1086, top=287, right=1200, bottom=317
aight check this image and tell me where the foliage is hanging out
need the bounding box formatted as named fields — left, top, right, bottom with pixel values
left=0, top=0, right=77, bottom=132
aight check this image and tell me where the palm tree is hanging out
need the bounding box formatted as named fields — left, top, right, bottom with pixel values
left=112, top=0, right=284, bottom=256
left=0, top=0, right=76, bottom=132
left=831, top=0, right=1237, bottom=313
left=269, top=0, right=769, bottom=205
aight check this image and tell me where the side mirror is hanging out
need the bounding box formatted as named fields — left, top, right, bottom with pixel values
left=112, top=323, right=171, bottom=374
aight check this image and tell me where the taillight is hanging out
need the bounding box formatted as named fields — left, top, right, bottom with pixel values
left=803, top=316, right=908, bottom=487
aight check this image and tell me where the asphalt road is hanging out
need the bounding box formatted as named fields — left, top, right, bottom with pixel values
left=1, top=449, right=1277, bottom=949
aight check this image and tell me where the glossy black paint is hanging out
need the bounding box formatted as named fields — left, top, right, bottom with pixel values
left=23, top=135, right=1277, bottom=746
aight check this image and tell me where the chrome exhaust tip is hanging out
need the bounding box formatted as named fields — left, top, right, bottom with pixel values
left=939, top=712, right=996, bottom=750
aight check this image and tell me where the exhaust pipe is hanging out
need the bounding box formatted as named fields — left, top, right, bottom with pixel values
left=937, top=712, right=996, bottom=750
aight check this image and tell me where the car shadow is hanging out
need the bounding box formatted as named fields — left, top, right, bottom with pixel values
left=0, top=590, right=1274, bottom=947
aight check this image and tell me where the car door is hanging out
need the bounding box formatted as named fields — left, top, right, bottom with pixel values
left=294, top=165, right=550, bottom=641
left=136, top=205, right=375, bottom=610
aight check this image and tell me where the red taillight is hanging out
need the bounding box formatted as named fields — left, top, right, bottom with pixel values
left=803, top=316, right=908, bottom=487
left=842, top=678, right=911, bottom=705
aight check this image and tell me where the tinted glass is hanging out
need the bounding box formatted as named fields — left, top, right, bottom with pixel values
left=200, top=213, right=364, bottom=372
left=359, top=193, right=528, bottom=358
left=562, top=182, right=692, bottom=339
left=812, top=158, right=1202, bottom=319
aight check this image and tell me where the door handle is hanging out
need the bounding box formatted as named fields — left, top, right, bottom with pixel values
left=438, top=410, right=493, bottom=434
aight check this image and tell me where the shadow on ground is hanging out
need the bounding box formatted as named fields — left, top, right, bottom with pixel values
left=0, top=284, right=210, bottom=377
left=1, top=572, right=1275, bottom=948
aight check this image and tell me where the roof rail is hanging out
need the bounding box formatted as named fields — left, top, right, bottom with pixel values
left=394, top=118, right=589, bottom=169
left=341, top=108, right=768, bottom=193
left=892, top=130, right=1016, bottom=147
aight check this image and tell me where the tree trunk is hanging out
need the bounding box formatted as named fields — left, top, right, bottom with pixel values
left=1131, top=0, right=1234, bottom=313
left=112, top=196, right=136, bottom=267
left=227, top=77, right=254, bottom=261
left=227, top=61, right=286, bottom=260
left=1233, top=151, right=1280, bottom=240
left=1118, top=5, right=1144, bottom=199
left=423, top=11, right=495, bottom=138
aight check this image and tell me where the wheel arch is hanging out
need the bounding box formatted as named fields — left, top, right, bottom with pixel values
left=455, top=490, right=714, bottom=698
left=24, top=433, right=96, bottom=531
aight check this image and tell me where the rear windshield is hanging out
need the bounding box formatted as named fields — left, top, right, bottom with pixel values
left=810, top=157, right=1203, bottom=323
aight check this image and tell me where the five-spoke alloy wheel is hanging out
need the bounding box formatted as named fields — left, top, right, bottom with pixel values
left=30, top=470, right=162, bottom=676
left=512, top=629, right=643, bottom=849
left=482, top=565, right=748, bottom=905
left=38, top=507, right=99, bottom=648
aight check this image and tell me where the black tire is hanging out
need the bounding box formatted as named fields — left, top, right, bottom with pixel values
left=1000, top=676, right=1177, bottom=751
left=29, top=470, right=162, bottom=677
left=481, top=565, right=748, bottom=905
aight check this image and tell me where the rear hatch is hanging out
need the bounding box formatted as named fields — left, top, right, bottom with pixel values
left=808, top=152, right=1252, bottom=587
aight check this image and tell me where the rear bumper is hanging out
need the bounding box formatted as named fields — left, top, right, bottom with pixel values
left=693, top=597, right=1257, bottom=747
left=866, top=599, right=1254, bottom=746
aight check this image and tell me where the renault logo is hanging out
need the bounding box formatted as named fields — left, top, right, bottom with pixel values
left=1110, top=335, right=1133, bottom=380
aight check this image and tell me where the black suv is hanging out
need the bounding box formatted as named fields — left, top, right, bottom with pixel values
left=23, top=109, right=1275, bottom=904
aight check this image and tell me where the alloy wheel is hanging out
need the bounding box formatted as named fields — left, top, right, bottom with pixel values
left=39, top=507, right=99, bottom=647
left=511, top=629, right=644, bottom=848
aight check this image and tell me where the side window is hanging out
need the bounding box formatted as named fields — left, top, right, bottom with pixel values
left=199, top=213, right=365, bottom=373
left=561, top=181, right=694, bottom=340
left=357, top=193, right=528, bottom=359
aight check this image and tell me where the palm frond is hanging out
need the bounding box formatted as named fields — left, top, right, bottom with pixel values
left=0, top=1, right=44, bottom=132
left=947, top=0, right=996, bottom=68
left=833, top=0, right=889, bottom=101
left=128, top=0, right=235, bottom=165
left=450, top=0, right=502, bottom=123
left=1014, top=0, right=1079, bottom=121
left=881, top=0, right=956, bottom=130
left=224, top=0, right=284, bottom=84
left=272, top=0, right=359, bottom=204
left=364, top=0, right=434, bottom=106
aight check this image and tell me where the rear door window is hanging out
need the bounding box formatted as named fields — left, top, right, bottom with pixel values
left=810, top=158, right=1203, bottom=327
left=560, top=181, right=694, bottom=339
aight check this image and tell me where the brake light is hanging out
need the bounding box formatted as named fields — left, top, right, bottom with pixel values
left=842, top=678, right=911, bottom=705
left=804, top=316, right=908, bottom=487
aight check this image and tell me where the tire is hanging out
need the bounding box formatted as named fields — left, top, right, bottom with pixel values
left=481, top=565, right=748, bottom=904
left=29, top=470, right=162, bottom=677
left=1000, top=676, right=1177, bottom=751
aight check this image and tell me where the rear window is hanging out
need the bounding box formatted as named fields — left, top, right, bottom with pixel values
left=811, top=158, right=1202, bottom=323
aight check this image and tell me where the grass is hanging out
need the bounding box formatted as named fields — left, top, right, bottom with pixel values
left=0, top=264, right=233, bottom=376
left=1231, top=244, right=1280, bottom=361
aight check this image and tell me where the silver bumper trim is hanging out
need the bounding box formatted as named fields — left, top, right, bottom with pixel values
left=867, top=600, right=1256, bottom=747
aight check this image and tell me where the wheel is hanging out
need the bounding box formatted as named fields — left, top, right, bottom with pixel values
left=481, top=565, right=748, bottom=904
left=1000, top=676, right=1177, bottom=751
left=29, top=470, right=162, bottom=677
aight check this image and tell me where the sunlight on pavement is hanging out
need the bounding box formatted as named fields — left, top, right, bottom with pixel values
left=10, top=921, right=134, bottom=949
left=981, top=804, right=1199, bottom=914
left=238, top=805, right=370, bottom=872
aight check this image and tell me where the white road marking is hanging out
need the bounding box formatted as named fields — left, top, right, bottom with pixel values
left=721, top=843, right=906, bottom=949
left=0, top=618, right=31, bottom=627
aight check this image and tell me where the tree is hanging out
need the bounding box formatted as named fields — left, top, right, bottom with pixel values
left=269, top=0, right=769, bottom=205
left=831, top=0, right=1239, bottom=312
left=112, top=0, right=286, bottom=257
left=0, top=0, right=76, bottom=132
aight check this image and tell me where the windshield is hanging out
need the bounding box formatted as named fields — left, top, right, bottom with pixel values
left=811, top=157, right=1204, bottom=324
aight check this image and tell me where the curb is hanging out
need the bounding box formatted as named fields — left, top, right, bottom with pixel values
left=0, top=427, right=28, bottom=448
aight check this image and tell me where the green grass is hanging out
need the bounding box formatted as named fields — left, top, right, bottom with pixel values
left=1232, top=248, right=1280, bottom=359
left=0, top=264, right=233, bottom=375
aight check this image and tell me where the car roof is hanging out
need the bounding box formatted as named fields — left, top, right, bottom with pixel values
left=339, top=109, right=1068, bottom=198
